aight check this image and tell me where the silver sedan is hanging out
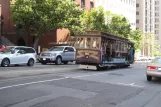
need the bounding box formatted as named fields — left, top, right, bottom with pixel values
left=146, top=57, right=161, bottom=81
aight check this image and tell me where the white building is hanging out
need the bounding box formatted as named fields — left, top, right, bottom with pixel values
left=154, top=0, right=161, bottom=46
left=136, top=0, right=161, bottom=56
left=136, top=0, right=155, bottom=34
left=95, top=0, right=136, bottom=30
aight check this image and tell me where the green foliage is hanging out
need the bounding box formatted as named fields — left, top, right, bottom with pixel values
left=152, top=42, right=161, bottom=56
left=11, top=0, right=83, bottom=48
left=140, top=33, right=160, bottom=56
left=81, top=7, right=106, bottom=31
left=108, top=14, right=131, bottom=38
left=81, top=6, right=141, bottom=50
left=128, top=30, right=142, bottom=50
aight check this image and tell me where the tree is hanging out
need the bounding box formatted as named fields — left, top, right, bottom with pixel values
left=11, top=0, right=83, bottom=49
left=140, top=33, right=157, bottom=56
left=81, top=7, right=131, bottom=38
left=81, top=6, right=142, bottom=51
left=153, top=42, right=161, bottom=56
left=108, top=14, right=131, bottom=38
left=81, top=7, right=107, bottom=31
left=128, top=30, right=142, bottom=51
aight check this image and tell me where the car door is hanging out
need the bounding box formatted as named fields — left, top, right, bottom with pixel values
left=16, top=50, right=27, bottom=64
left=62, top=47, right=69, bottom=61
left=67, top=47, right=75, bottom=61
left=21, top=48, right=30, bottom=63
left=9, top=50, right=20, bottom=64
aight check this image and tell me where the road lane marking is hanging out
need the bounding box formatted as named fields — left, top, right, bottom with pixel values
left=0, top=67, right=77, bottom=75
left=0, top=72, right=114, bottom=90
left=72, top=73, right=108, bottom=78
left=0, top=77, right=69, bottom=90
left=0, top=67, right=129, bottom=83
left=118, top=83, right=144, bottom=88
left=0, top=68, right=141, bottom=90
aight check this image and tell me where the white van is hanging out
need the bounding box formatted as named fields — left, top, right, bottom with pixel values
left=0, top=46, right=36, bottom=67
left=135, top=57, right=151, bottom=63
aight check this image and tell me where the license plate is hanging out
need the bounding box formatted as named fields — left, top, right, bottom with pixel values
left=43, top=58, right=46, bottom=60
left=158, top=68, right=161, bottom=70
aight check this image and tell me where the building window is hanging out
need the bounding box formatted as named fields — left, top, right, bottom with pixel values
left=136, top=3, right=139, bottom=7
left=155, top=1, right=159, bottom=5
left=81, top=0, right=85, bottom=8
left=150, top=26, right=153, bottom=32
left=136, top=19, right=139, bottom=23
left=145, top=2, right=147, bottom=8
left=145, top=10, right=147, bottom=16
left=136, top=27, right=139, bottom=30
left=155, top=18, right=159, bottom=22
left=90, top=1, right=94, bottom=10
left=136, top=11, right=139, bottom=15
left=155, top=35, right=159, bottom=40
left=155, top=13, right=159, bottom=17
left=145, top=25, right=147, bottom=32
left=155, top=30, right=159, bottom=34
left=155, top=24, right=159, bottom=28
left=145, top=18, right=147, bottom=24
left=155, top=7, right=159, bottom=11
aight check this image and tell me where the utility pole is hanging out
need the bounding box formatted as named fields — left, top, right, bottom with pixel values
left=0, top=15, right=3, bottom=36
left=0, top=15, right=4, bottom=44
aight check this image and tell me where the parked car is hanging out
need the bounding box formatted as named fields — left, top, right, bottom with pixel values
left=146, top=57, right=161, bottom=81
left=135, top=57, right=151, bottom=63
left=0, top=46, right=36, bottom=67
left=39, top=46, right=76, bottom=65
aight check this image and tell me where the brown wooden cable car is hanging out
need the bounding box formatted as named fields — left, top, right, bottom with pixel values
left=75, top=31, right=134, bottom=70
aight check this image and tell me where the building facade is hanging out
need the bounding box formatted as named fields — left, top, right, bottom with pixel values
left=95, top=0, right=136, bottom=30
left=0, top=0, right=95, bottom=52
left=136, top=0, right=161, bottom=56
left=136, top=0, right=155, bottom=33
left=154, top=0, right=161, bottom=45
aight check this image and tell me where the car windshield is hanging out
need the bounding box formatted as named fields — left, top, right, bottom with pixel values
left=49, top=47, right=64, bottom=51
left=151, top=57, right=161, bottom=64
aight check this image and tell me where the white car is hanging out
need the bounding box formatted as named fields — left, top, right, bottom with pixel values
left=0, top=46, right=36, bottom=67
left=135, top=57, right=151, bottom=63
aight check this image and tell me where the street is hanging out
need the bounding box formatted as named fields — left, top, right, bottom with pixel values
left=0, top=63, right=161, bottom=107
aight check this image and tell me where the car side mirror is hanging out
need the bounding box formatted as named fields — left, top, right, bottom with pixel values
left=11, top=50, right=15, bottom=54
left=64, top=50, right=68, bottom=52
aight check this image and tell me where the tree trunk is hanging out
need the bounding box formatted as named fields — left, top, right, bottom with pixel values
left=33, top=36, right=40, bottom=51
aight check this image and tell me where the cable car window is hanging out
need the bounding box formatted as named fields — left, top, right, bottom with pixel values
left=92, top=38, right=99, bottom=49
left=119, top=42, right=121, bottom=51
left=77, top=38, right=84, bottom=48
left=85, top=38, right=91, bottom=48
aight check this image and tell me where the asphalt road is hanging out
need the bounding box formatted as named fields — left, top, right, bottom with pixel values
left=0, top=63, right=161, bottom=107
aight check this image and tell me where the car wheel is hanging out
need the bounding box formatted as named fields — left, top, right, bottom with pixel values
left=27, top=58, right=34, bottom=66
left=147, top=75, right=152, bottom=81
left=1, top=58, right=10, bottom=67
left=96, top=65, right=101, bottom=71
left=55, top=56, right=62, bottom=65
left=41, top=62, right=47, bottom=65
left=63, top=61, right=68, bottom=64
